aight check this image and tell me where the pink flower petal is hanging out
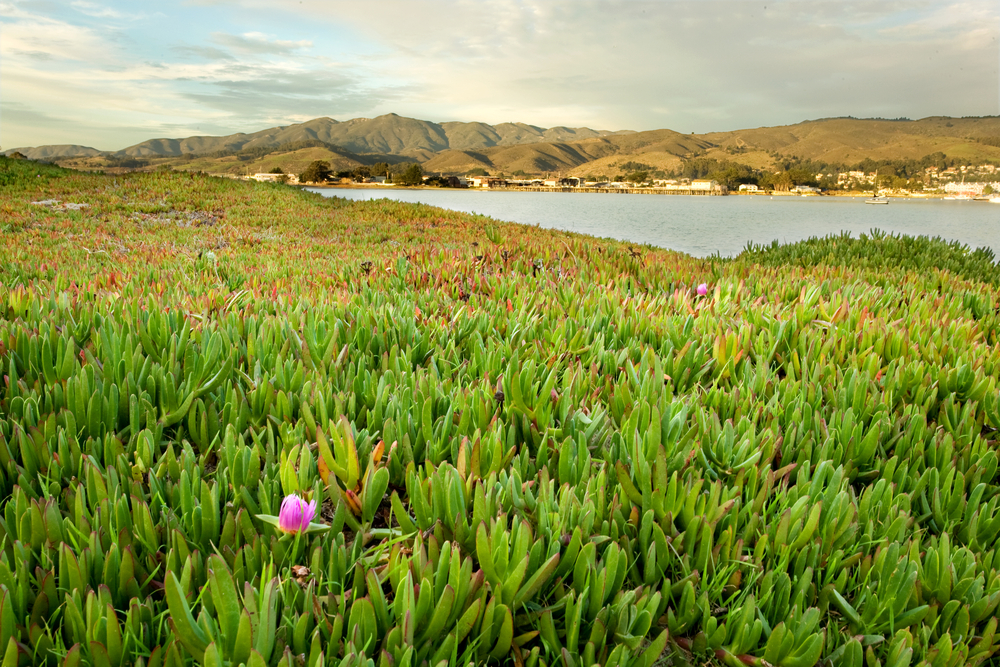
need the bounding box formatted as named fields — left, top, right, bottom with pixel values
left=279, top=494, right=312, bottom=534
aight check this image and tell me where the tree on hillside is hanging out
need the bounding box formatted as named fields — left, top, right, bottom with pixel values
left=787, top=167, right=819, bottom=187
left=761, top=171, right=792, bottom=192
left=397, top=164, right=424, bottom=186
left=619, top=161, right=652, bottom=173
left=708, top=163, right=755, bottom=189
left=466, top=168, right=488, bottom=177
left=678, top=157, right=727, bottom=180
left=269, top=166, right=284, bottom=174
left=299, top=160, right=332, bottom=183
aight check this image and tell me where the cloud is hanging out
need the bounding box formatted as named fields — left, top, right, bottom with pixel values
left=2, top=0, right=998, bottom=149
left=0, top=3, right=377, bottom=147
left=1, top=101, right=72, bottom=128
left=0, top=100, right=202, bottom=149
left=8, top=49, right=55, bottom=61
left=179, top=66, right=395, bottom=123
left=70, top=1, right=124, bottom=19
left=249, top=0, right=998, bottom=130
left=172, top=44, right=235, bottom=61
left=0, top=11, right=117, bottom=65
left=211, top=31, right=313, bottom=56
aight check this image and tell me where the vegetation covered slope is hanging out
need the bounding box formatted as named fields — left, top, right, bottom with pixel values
left=3, top=116, right=630, bottom=163
left=10, top=114, right=1000, bottom=179
left=1, top=156, right=1000, bottom=667
left=700, top=117, right=1000, bottom=165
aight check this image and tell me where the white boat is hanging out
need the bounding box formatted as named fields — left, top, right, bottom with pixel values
left=944, top=175, right=973, bottom=200
left=865, top=169, right=889, bottom=204
left=990, top=196, right=1000, bottom=204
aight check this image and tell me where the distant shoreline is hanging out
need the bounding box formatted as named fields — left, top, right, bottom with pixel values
left=299, top=183, right=969, bottom=200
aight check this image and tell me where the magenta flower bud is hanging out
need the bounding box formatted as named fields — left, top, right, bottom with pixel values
left=696, top=283, right=708, bottom=296
left=278, top=494, right=317, bottom=534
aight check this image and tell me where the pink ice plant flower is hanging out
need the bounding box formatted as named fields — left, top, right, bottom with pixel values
left=696, top=283, right=709, bottom=296
left=278, top=494, right=317, bottom=534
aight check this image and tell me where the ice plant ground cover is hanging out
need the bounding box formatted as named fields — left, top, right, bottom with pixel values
left=0, top=154, right=999, bottom=667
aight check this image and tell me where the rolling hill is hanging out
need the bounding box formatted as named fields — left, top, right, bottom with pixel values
left=699, top=116, right=1000, bottom=164
left=6, top=114, right=1000, bottom=177
left=3, top=144, right=106, bottom=160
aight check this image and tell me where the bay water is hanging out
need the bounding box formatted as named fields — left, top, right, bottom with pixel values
left=307, top=187, right=1000, bottom=259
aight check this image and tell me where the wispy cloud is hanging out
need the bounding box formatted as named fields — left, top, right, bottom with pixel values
left=1, top=0, right=997, bottom=148
left=180, top=65, right=394, bottom=121
left=0, top=1, right=387, bottom=148
left=172, top=44, right=235, bottom=61
left=211, top=31, right=313, bottom=56
left=1, top=9, right=122, bottom=65
left=268, top=0, right=999, bottom=130
left=70, top=1, right=124, bottom=19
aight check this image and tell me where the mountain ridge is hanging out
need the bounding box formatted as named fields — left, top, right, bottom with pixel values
left=7, top=113, right=1000, bottom=176
left=3, top=114, right=633, bottom=160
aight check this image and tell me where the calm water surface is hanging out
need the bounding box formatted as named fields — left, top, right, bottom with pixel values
left=307, top=188, right=1000, bottom=258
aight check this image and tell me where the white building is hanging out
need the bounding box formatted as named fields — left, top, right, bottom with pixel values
left=944, top=182, right=988, bottom=196
left=252, top=173, right=298, bottom=184
left=738, top=184, right=759, bottom=192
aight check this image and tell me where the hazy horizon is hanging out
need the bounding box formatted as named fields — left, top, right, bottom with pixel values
left=3, top=0, right=999, bottom=151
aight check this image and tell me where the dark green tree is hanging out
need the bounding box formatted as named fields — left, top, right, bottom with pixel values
left=708, top=163, right=755, bottom=189
left=761, top=171, right=793, bottom=192
left=299, top=160, right=332, bottom=183
left=370, top=162, right=392, bottom=178
left=786, top=167, right=819, bottom=187
left=679, top=158, right=728, bottom=179
left=397, top=163, right=424, bottom=186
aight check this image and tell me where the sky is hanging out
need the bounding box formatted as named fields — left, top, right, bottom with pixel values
left=2, top=0, right=999, bottom=151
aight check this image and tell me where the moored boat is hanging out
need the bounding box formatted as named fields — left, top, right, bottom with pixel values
left=864, top=170, right=889, bottom=204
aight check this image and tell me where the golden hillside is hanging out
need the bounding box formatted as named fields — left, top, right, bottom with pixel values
left=10, top=114, right=1000, bottom=177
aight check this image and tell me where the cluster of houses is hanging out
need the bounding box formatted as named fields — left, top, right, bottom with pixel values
left=737, top=183, right=820, bottom=194
left=248, top=164, right=999, bottom=197
left=247, top=170, right=727, bottom=192
left=836, top=165, right=1000, bottom=196
left=942, top=181, right=999, bottom=197
left=249, top=172, right=299, bottom=184
left=463, top=176, right=726, bottom=192
left=929, top=165, right=1000, bottom=197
